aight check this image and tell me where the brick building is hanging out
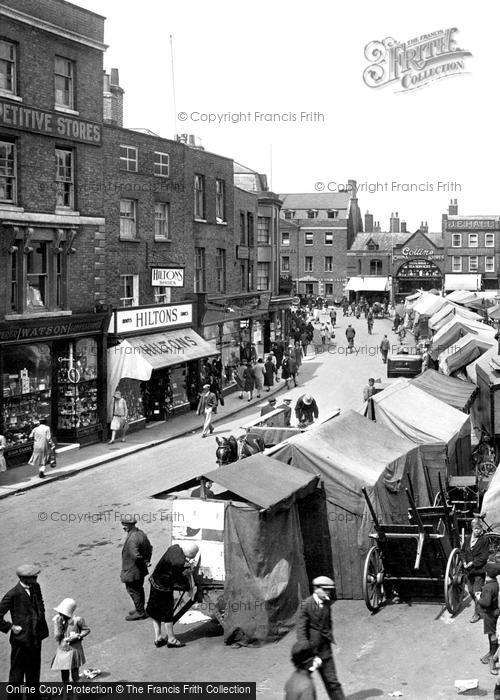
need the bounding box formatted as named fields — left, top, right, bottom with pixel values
left=442, top=200, right=500, bottom=292
left=0, top=0, right=109, bottom=465
left=278, top=185, right=363, bottom=300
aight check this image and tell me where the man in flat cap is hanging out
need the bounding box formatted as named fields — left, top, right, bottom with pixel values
left=196, top=383, right=217, bottom=438
left=276, top=397, right=293, bottom=427
left=0, top=564, right=49, bottom=687
left=120, top=514, right=153, bottom=621
left=297, top=575, right=345, bottom=700
left=260, top=396, right=277, bottom=418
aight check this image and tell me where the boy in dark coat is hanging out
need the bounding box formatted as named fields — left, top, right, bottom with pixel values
left=464, top=518, right=490, bottom=624
left=284, top=641, right=319, bottom=700
left=477, top=562, right=500, bottom=675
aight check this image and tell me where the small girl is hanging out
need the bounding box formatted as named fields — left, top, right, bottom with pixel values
left=51, top=598, right=90, bottom=682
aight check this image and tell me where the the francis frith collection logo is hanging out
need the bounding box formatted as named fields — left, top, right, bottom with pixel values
left=363, top=28, right=472, bottom=92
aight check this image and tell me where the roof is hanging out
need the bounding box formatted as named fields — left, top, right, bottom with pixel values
left=438, top=332, right=495, bottom=375
left=349, top=230, right=444, bottom=251
left=410, top=369, right=477, bottom=412
left=279, top=192, right=350, bottom=210
left=203, top=454, right=318, bottom=511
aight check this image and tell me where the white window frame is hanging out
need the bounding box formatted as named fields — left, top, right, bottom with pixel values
left=194, top=247, right=206, bottom=292
left=324, top=231, right=333, bottom=245
left=257, top=216, right=271, bottom=245
left=154, top=152, right=170, bottom=177
left=451, top=256, right=462, bottom=273
left=485, top=256, right=495, bottom=273
left=327, top=210, right=338, bottom=219
left=281, top=231, right=290, bottom=247
left=307, top=210, right=317, bottom=219
left=194, top=174, right=205, bottom=219
left=215, top=179, right=226, bottom=222
left=304, top=256, right=313, bottom=272
left=304, top=231, right=314, bottom=246
left=325, top=283, right=334, bottom=296
left=281, top=256, right=290, bottom=272
left=468, top=233, right=478, bottom=248
left=55, top=148, right=74, bottom=209
left=324, top=256, right=333, bottom=272
left=0, top=139, right=17, bottom=203
left=256, top=262, right=270, bottom=291
left=54, top=56, right=74, bottom=109
left=120, top=274, right=139, bottom=307
left=120, top=145, right=138, bottom=173
left=469, top=255, right=479, bottom=273
left=154, top=286, right=171, bottom=304
left=0, top=39, right=17, bottom=96
left=451, top=233, right=462, bottom=247
left=120, top=199, right=137, bottom=239
left=486, top=233, right=495, bottom=247
left=154, top=202, right=170, bottom=240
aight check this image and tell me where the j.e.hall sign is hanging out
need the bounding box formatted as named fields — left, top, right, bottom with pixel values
left=0, top=98, right=102, bottom=145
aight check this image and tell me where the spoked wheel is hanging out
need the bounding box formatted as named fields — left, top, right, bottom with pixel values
left=444, top=548, right=465, bottom=615
left=477, top=461, right=497, bottom=478
left=363, top=546, right=385, bottom=612
left=486, top=532, right=500, bottom=558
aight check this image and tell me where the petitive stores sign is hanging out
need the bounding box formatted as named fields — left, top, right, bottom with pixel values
left=112, top=303, right=193, bottom=334
left=0, top=99, right=102, bottom=145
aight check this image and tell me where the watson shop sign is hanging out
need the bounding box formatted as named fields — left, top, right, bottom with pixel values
left=363, top=28, right=472, bottom=92
left=151, top=267, right=184, bottom=287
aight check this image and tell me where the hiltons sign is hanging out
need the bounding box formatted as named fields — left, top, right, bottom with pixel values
left=363, top=28, right=472, bottom=92
left=113, top=303, right=193, bottom=334
left=151, top=268, right=184, bottom=287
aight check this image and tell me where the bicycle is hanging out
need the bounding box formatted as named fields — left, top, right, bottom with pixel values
left=474, top=512, right=500, bottom=558
left=472, top=427, right=497, bottom=478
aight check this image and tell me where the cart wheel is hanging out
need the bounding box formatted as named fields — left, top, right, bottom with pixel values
left=363, top=546, right=385, bottom=612
left=433, top=491, right=444, bottom=507
left=444, top=548, right=465, bottom=615
left=478, top=461, right=497, bottom=478
left=486, top=533, right=500, bottom=558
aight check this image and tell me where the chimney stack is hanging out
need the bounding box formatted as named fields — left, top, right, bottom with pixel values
left=373, top=221, right=381, bottom=233
left=390, top=211, right=400, bottom=233
left=448, top=198, right=458, bottom=215
left=401, top=221, right=407, bottom=233
left=103, top=68, right=124, bottom=127
left=364, top=211, right=374, bottom=233
left=420, top=221, right=429, bottom=233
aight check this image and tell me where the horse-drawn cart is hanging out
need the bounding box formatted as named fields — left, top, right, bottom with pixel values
left=361, top=482, right=465, bottom=615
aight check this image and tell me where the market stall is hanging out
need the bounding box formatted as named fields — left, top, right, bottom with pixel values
left=428, top=302, right=483, bottom=332
left=266, top=410, right=428, bottom=599
left=429, top=318, right=496, bottom=360
left=410, top=369, right=477, bottom=413
left=438, top=333, right=495, bottom=376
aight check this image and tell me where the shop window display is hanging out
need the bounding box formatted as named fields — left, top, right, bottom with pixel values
left=2, top=343, right=52, bottom=449
left=115, top=378, right=145, bottom=423
left=57, top=338, right=99, bottom=436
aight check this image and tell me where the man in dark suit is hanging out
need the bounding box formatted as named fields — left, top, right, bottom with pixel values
left=120, top=514, right=153, bottom=620
left=0, top=563, right=49, bottom=686
left=297, top=576, right=345, bottom=700
left=260, top=397, right=277, bottom=417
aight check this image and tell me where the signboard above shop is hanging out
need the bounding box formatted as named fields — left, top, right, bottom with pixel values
left=151, top=267, right=184, bottom=287
left=111, top=302, right=193, bottom=335
left=447, top=219, right=497, bottom=230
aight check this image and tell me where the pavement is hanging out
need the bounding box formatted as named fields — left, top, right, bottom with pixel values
left=3, top=314, right=492, bottom=698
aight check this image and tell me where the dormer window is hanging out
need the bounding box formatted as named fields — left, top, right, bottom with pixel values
left=366, top=239, right=379, bottom=251
left=307, top=210, right=318, bottom=219
left=327, top=210, right=338, bottom=219
left=284, top=210, right=295, bottom=220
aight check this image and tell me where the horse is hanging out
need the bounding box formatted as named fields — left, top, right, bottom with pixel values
left=215, top=433, right=266, bottom=465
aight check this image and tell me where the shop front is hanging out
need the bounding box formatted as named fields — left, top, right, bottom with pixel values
left=107, top=302, right=217, bottom=430
left=199, top=292, right=272, bottom=383
left=344, top=276, right=391, bottom=303
left=392, top=242, right=445, bottom=303
left=0, top=313, right=108, bottom=468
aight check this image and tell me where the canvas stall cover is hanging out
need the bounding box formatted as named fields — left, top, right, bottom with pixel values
left=428, top=303, right=482, bottom=332
left=446, top=290, right=479, bottom=305
left=202, top=455, right=329, bottom=645
left=368, top=380, right=471, bottom=494
left=481, top=466, right=500, bottom=525
left=267, top=410, right=427, bottom=599
left=466, top=347, right=499, bottom=384
left=429, top=318, right=495, bottom=360
left=412, top=293, right=447, bottom=318
left=438, top=333, right=495, bottom=376
left=410, top=369, right=477, bottom=412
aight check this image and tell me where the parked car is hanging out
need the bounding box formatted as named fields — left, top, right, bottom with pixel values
left=387, top=347, right=423, bottom=378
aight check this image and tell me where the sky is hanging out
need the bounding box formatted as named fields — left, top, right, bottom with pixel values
left=76, top=0, right=497, bottom=232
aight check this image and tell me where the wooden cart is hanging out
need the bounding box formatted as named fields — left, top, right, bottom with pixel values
left=361, top=484, right=465, bottom=615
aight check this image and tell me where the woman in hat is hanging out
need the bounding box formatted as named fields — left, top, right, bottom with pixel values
left=263, top=356, right=277, bottom=392
left=109, top=390, right=129, bottom=444
left=477, top=562, right=500, bottom=675
left=51, top=598, right=90, bottom=682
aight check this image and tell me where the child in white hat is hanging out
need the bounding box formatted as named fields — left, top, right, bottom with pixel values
left=51, top=598, right=90, bottom=682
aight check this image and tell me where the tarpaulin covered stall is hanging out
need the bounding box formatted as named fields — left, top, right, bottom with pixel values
left=412, top=293, right=447, bottom=317
left=410, top=369, right=477, bottom=413
left=366, top=380, right=471, bottom=495
left=429, top=302, right=483, bottom=332
left=202, top=454, right=333, bottom=645
left=446, top=290, right=479, bottom=304
left=429, top=318, right=496, bottom=360
left=467, top=347, right=499, bottom=384
left=481, top=460, right=500, bottom=523
left=438, top=333, right=495, bottom=376
left=266, top=410, right=428, bottom=599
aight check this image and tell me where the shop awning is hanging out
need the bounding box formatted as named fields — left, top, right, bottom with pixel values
left=444, top=274, right=482, bottom=291
left=344, top=276, right=390, bottom=292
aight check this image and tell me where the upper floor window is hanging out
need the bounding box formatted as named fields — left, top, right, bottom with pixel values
left=486, top=256, right=495, bottom=273
left=215, top=179, right=226, bottom=222
left=54, top=56, right=75, bottom=109
left=257, top=262, right=269, bottom=291
left=10, top=237, right=67, bottom=313
left=281, top=256, right=290, bottom=272
left=468, top=233, right=478, bottom=248
left=451, top=233, right=462, bottom=247
left=154, top=286, right=171, bottom=304
left=154, top=202, right=170, bottom=240
left=216, top=248, right=226, bottom=293
left=284, top=211, right=295, bottom=220
left=55, top=148, right=74, bottom=209
left=370, top=259, right=382, bottom=275
left=0, top=40, right=16, bottom=95
left=247, top=213, right=254, bottom=246
left=154, top=152, right=169, bottom=177
left=120, top=274, right=139, bottom=307
left=239, top=212, right=246, bottom=244
left=307, top=210, right=317, bottom=219
left=324, top=231, right=333, bottom=245
left=486, top=233, right=495, bottom=247
left=0, top=140, right=16, bottom=203
left=469, top=256, right=479, bottom=273
left=327, top=210, right=338, bottom=219
left=324, top=256, right=333, bottom=272
left=451, top=256, right=462, bottom=273
left=304, top=256, right=313, bottom=272
left=304, top=231, right=314, bottom=245
left=120, top=199, right=137, bottom=239
left=257, top=217, right=271, bottom=245
left=281, top=231, right=290, bottom=247
left=194, top=247, right=206, bottom=292
left=120, top=145, right=138, bottom=172
left=194, top=174, right=205, bottom=219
